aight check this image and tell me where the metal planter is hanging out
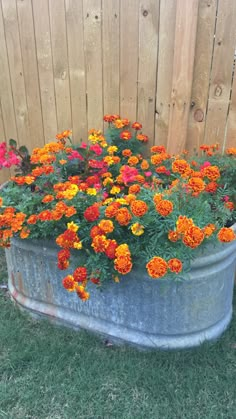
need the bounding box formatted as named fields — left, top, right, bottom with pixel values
left=5, top=229, right=236, bottom=350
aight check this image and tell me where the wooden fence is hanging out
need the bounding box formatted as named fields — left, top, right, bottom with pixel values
left=0, top=0, right=236, bottom=183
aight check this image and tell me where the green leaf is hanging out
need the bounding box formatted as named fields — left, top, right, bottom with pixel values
left=19, top=145, right=29, bottom=155
left=9, top=139, right=17, bottom=148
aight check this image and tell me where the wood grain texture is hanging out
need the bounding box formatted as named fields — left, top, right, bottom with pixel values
left=102, top=0, right=120, bottom=116
left=49, top=0, right=72, bottom=133
left=155, top=0, right=176, bottom=147
left=225, top=67, right=236, bottom=149
left=187, top=0, right=217, bottom=151
left=16, top=0, right=44, bottom=150
left=204, top=0, right=236, bottom=149
left=137, top=0, right=159, bottom=145
left=2, top=0, right=30, bottom=147
left=120, top=0, right=139, bottom=121
left=167, top=0, right=199, bottom=154
left=65, top=0, right=87, bottom=143
left=32, top=0, right=57, bottom=143
left=83, top=0, right=103, bottom=130
left=0, top=99, right=10, bottom=184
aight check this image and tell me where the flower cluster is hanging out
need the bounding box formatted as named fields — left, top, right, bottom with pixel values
left=0, top=115, right=235, bottom=301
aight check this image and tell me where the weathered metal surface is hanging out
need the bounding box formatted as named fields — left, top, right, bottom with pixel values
left=5, top=226, right=236, bottom=350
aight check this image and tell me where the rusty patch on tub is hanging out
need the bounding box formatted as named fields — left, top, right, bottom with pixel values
left=17, top=272, right=25, bottom=295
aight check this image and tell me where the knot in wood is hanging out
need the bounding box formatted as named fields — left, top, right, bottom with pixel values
left=143, top=10, right=148, bottom=17
left=194, top=109, right=204, bottom=122
left=215, top=85, right=222, bottom=97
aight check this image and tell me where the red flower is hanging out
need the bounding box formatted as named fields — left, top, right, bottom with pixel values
left=132, top=122, right=142, bottom=130
left=73, top=266, right=87, bottom=282
left=120, top=131, right=132, bottom=140
left=84, top=205, right=100, bottom=222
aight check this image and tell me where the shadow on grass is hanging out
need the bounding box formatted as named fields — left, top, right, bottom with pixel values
left=0, top=249, right=235, bottom=419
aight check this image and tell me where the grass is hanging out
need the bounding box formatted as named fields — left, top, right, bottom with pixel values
left=0, top=250, right=236, bottom=419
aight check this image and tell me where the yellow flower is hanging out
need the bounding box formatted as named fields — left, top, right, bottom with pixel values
left=62, top=184, right=79, bottom=200
left=87, top=188, right=97, bottom=195
left=103, top=198, right=114, bottom=205
left=114, top=276, right=120, bottom=283
left=110, top=186, right=121, bottom=195
left=73, top=242, right=82, bottom=250
left=107, top=146, right=118, bottom=154
left=116, top=198, right=128, bottom=205
left=59, top=159, right=67, bottom=165
left=103, top=156, right=115, bottom=166
left=67, top=222, right=79, bottom=232
left=103, top=177, right=114, bottom=186
left=131, top=223, right=144, bottom=236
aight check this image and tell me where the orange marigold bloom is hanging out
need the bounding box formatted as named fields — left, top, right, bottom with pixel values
left=132, top=122, right=142, bottom=130
left=105, top=202, right=121, bottom=218
left=205, top=181, right=218, bottom=193
left=122, top=149, right=132, bottom=157
left=38, top=210, right=53, bottom=221
left=153, top=193, right=163, bottom=204
left=114, top=255, right=132, bottom=275
left=90, top=225, right=104, bottom=238
left=135, top=175, right=145, bottom=184
left=20, top=228, right=30, bottom=239
left=225, top=201, right=234, bottom=211
left=140, top=159, right=149, bottom=170
left=130, top=200, right=148, bottom=217
left=146, top=257, right=168, bottom=279
left=128, top=156, right=139, bottom=166
left=136, top=134, right=148, bottom=142
left=92, top=235, right=108, bottom=253
left=172, top=159, right=190, bottom=175
left=176, top=216, right=194, bottom=234
left=155, top=200, right=173, bottom=216
left=98, top=219, right=114, bottom=234
left=168, top=258, right=183, bottom=274
left=182, top=226, right=205, bottom=248
left=226, top=147, right=236, bottom=155
left=73, top=266, right=87, bottom=282
left=42, top=194, right=54, bottom=203
left=105, top=239, right=118, bottom=259
left=0, top=198, right=2, bottom=207
left=217, top=227, right=235, bottom=243
left=202, top=165, right=220, bottom=181
left=115, top=243, right=131, bottom=257
left=168, top=230, right=180, bottom=242
left=187, top=177, right=205, bottom=194
left=62, top=275, right=76, bottom=292
left=120, top=131, right=132, bottom=140
left=115, top=208, right=132, bottom=226
left=27, top=215, right=38, bottom=225
left=65, top=206, right=77, bottom=217
left=76, top=285, right=90, bottom=301
left=203, top=224, right=216, bottom=238
left=131, top=223, right=144, bottom=236
left=124, top=194, right=136, bottom=204
left=151, top=145, right=166, bottom=154
left=151, top=154, right=164, bottom=166
left=128, top=184, right=141, bottom=194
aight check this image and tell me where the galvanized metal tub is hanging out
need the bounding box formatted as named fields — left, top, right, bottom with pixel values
left=5, top=228, right=236, bottom=350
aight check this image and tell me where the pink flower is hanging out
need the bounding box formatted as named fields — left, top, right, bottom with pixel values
left=68, top=150, right=84, bottom=161
left=88, top=159, right=105, bottom=169
left=200, top=161, right=211, bottom=170
left=120, top=166, right=138, bottom=184
left=103, top=192, right=109, bottom=199
left=90, top=144, right=103, bottom=156
left=222, top=195, right=230, bottom=202
left=80, top=142, right=87, bottom=149
left=144, top=171, right=152, bottom=177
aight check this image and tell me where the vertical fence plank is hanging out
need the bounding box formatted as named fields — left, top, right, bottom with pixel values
left=155, top=0, right=176, bottom=147
left=65, top=0, right=87, bottom=143
left=49, top=0, right=72, bottom=133
left=187, top=0, right=217, bottom=151
left=120, top=0, right=139, bottom=121
left=32, top=0, right=57, bottom=143
left=2, top=0, right=30, bottom=147
left=225, top=68, right=236, bottom=149
left=204, top=0, right=236, bottom=149
left=167, top=0, right=199, bottom=154
left=83, top=0, right=103, bottom=130
left=16, top=0, right=44, bottom=150
left=102, top=0, right=120, bottom=116
left=0, top=100, right=10, bottom=184
left=137, top=0, right=159, bottom=145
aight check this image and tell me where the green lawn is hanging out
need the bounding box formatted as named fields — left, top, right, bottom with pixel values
left=0, top=250, right=236, bottom=419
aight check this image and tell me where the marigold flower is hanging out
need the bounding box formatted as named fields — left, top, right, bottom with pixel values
left=130, top=200, right=148, bottom=217
left=20, top=228, right=30, bottom=239
left=58, top=249, right=70, bottom=270
left=131, top=223, right=144, bottom=236
left=182, top=226, right=205, bottom=248
left=155, top=200, right=173, bottom=216
left=62, top=275, right=76, bottom=292
left=113, top=119, right=125, bottom=129
left=132, top=122, right=142, bottom=130
left=136, top=134, right=148, bottom=142
left=120, top=131, right=132, bottom=140
left=84, top=204, right=100, bottom=222
left=115, top=244, right=131, bottom=257
left=98, top=219, right=114, bottom=234
left=122, top=149, right=132, bottom=157
left=0, top=198, right=2, bottom=207
left=151, top=145, right=166, bottom=153
left=114, top=255, right=132, bottom=274
left=168, top=258, right=183, bottom=274
left=187, top=177, right=205, bottom=194
left=103, top=114, right=119, bottom=122
left=153, top=193, right=162, bottom=204
left=226, top=147, right=236, bottom=155
left=205, top=181, right=218, bottom=193
left=73, top=266, right=87, bottom=282
left=225, top=201, right=234, bottom=211
left=124, top=194, right=136, bottom=204
left=110, top=186, right=121, bottom=195
left=59, top=159, right=67, bottom=165
left=105, top=202, right=121, bottom=218
left=151, top=154, right=164, bottom=166
left=203, top=224, right=216, bottom=238
left=105, top=239, right=118, bottom=259
left=176, top=216, right=194, bottom=234
left=146, top=257, right=168, bottom=279
left=42, top=195, right=54, bottom=204
left=92, top=235, right=108, bottom=252
left=202, top=165, right=220, bottom=181
left=38, top=210, right=53, bottom=222
left=128, top=156, right=139, bottom=166
left=172, top=159, right=190, bottom=175
left=168, top=230, right=180, bottom=242
left=107, top=145, right=118, bottom=154
left=76, top=285, right=90, bottom=301
left=27, top=215, right=38, bottom=225
left=67, top=222, right=79, bottom=232
left=128, top=184, right=141, bottom=194
left=90, top=225, right=104, bottom=238
left=115, top=208, right=132, bottom=226
left=217, top=227, right=235, bottom=242
left=56, top=229, right=80, bottom=249
left=135, top=175, right=145, bottom=184
left=140, top=159, right=149, bottom=170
